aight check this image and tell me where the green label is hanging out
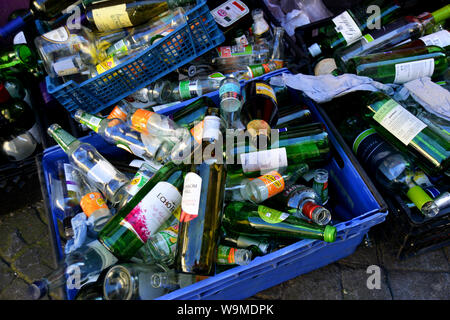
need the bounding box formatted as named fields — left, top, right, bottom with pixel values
left=79, top=113, right=102, bottom=133
left=106, top=39, right=128, bottom=57
left=50, top=127, right=77, bottom=152
left=217, top=246, right=233, bottom=264
left=352, top=128, right=377, bottom=154
left=363, top=34, right=374, bottom=43
left=179, top=80, right=191, bottom=100
left=257, top=205, right=289, bottom=224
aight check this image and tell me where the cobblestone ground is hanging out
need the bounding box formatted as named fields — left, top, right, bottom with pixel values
left=0, top=195, right=449, bottom=300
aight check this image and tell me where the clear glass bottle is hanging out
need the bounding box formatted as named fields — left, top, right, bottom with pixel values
left=219, top=77, right=242, bottom=128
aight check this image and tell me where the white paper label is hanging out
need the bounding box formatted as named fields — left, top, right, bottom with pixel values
left=394, top=58, right=435, bottom=84
left=87, top=160, right=117, bottom=185
left=211, top=0, right=249, bottom=28
left=202, top=116, right=221, bottom=141
left=64, top=163, right=79, bottom=193
left=42, top=26, right=69, bottom=42
left=332, top=11, right=362, bottom=45
left=373, top=99, right=427, bottom=145
left=181, top=172, right=202, bottom=218
left=240, top=148, right=288, bottom=173
left=420, top=30, right=450, bottom=48
left=53, top=57, right=78, bottom=76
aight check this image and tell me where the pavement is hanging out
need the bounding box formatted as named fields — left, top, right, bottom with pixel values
left=0, top=175, right=449, bottom=300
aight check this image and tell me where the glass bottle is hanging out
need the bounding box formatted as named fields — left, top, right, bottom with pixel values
left=175, top=107, right=227, bottom=275
left=28, top=239, right=118, bottom=300
left=222, top=202, right=337, bottom=243
left=338, top=115, right=439, bottom=217
left=307, top=0, right=402, bottom=58
left=171, top=96, right=217, bottom=129
left=391, top=29, right=450, bottom=52
left=216, top=245, right=252, bottom=266
left=219, top=77, right=242, bottom=128
left=312, top=169, right=329, bottom=205
left=98, top=161, right=184, bottom=261
left=47, top=124, right=130, bottom=205
left=252, top=9, right=271, bottom=43
left=270, top=26, right=285, bottom=68
left=220, top=229, right=276, bottom=256
left=275, top=106, right=312, bottom=129
left=343, top=45, right=448, bottom=84
left=0, top=44, right=38, bottom=76
left=56, top=162, right=80, bottom=238
left=360, top=91, right=449, bottom=176
left=333, top=5, right=450, bottom=67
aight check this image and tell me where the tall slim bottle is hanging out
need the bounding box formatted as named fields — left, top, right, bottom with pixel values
left=175, top=107, right=227, bottom=275
left=47, top=124, right=130, bottom=205
left=98, top=161, right=184, bottom=260
left=222, top=202, right=337, bottom=242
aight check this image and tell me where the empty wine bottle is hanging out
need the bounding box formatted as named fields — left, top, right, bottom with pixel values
left=175, top=107, right=227, bottom=275
left=47, top=124, right=130, bottom=205
left=391, top=29, right=450, bottom=52
left=28, top=239, right=118, bottom=300
left=98, top=161, right=184, bottom=260
left=338, top=116, right=439, bottom=217
left=0, top=44, right=38, bottom=76
left=275, top=106, right=312, bottom=129
left=222, top=202, right=337, bottom=243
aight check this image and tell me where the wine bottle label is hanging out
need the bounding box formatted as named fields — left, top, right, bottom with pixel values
left=256, top=171, right=285, bottom=200
left=190, top=120, right=204, bottom=145
left=257, top=205, right=289, bottom=224
left=420, top=30, right=450, bottom=48
left=217, top=246, right=237, bottom=265
left=373, top=99, right=427, bottom=145
left=87, top=240, right=118, bottom=270
left=64, top=163, right=79, bottom=194
left=42, top=26, right=70, bottom=43
left=240, top=148, right=288, bottom=173
left=180, top=172, right=202, bottom=222
left=202, top=116, right=221, bottom=141
left=211, top=0, right=249, bottom=28
left=92, top=4, right=133, bottom=32
left=87, top=160, right=117, bottom=185
left=80, top=192, right=108, bottom=217
left=121, top=181, right=182, bottom=243
left=394, top=58, right=435, bottom=84
left=332, top=11, right=362, bottom=46
left=255, top=83, right=277, bottom=104
left=107, top=105, right=128, bottom=121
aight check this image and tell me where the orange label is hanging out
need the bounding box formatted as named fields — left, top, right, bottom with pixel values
left=190, top=120, right=204, bottom=145
left=107, top=105, right=127, bottom=121
left=257, top=171, right=285, bottom=198
left=131, top=109, right=154, bottom=133
left=228, top=247, right=236, bottom=264
left=80, top=192, right=108, bottom=217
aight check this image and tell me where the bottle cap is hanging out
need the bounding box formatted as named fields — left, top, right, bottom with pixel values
left=28, top=281, right=47, bottom=300
left=308, top=43, right=322, bottom=57
left=0, top=83, right=12, bottom=103
left=323, top=225, right=337, bottom=243
left=431, top=5, right=450, bottom=24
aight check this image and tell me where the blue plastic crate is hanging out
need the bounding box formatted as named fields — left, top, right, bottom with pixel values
left=45, top=0, right=225, bottom=115
left=40, top=68, right=388, bottom=300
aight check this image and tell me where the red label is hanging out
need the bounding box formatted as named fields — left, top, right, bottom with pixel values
left=302, top=201, right=322, bottom=220
left=233, top=1, right=246, bottom=11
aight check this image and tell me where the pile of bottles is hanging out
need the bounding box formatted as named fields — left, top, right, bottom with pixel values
left=301, top=0, right=450, bottom=217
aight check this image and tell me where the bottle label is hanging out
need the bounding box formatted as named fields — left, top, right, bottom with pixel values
left=257, top=205, right=289, bottom=224
left=107, top=105, right=128, bottom=121
left=247, top=63, right=276, bottom=78
left=131, top=109, right=155, bottom=133
left=179, top=80, right=199, bottom=100
left=332, top=11, right=362, bottom=46
left=217, top=44, right=253, bottom=57
left=121, top=181, right=181, bottom=243
left=190, top=120, right=205, bottom=145
left=302, top=202, right=323, bottom=220
left=63, top=163, right=79, bottom=194
left=255, top=171, right=285, bottom=200
left=96, top=57, right=118, bottom=75
left=92, top=4, right=133, bottom=32
left=362, top=34, right=374, bottom=43
left=106, top=39, right=129, bottom=57
left=80, top=192, right=108, bottom=217
left=211, top=0, right=249, bottom=28
left=240, top=148, right=288, bottom=173
left=219, top=82, right=241, bottom=99
left=202, top=116, right=221, bottom=141
left=52, top=57, right=78, bottom=76
left=235, top=34, right=249, bottom=46
left=180, top=172, right=202, bottom=222
left=313, top=180, right=328, bottom=205
left=151, top=102, right=180, bottom=113
left=217, top=246, right=237, bottom=265
left=373, top=99, right=427, bottom=145
left=125, top=171, right=151, bottom=197
left=79, top=113, right=102, bottom=132
left=394, top=58, right=435, bottom=84
left=42, top=26, right=70, bottom=43
left=155, top=224, right=179, bottom=256
left=255, top=83, right=277, bottom=103
left=87, top=240, right=118, bottom=270
left=420, top=30, right=450, bottom=48
left=87, top=160, right=117, bottom=185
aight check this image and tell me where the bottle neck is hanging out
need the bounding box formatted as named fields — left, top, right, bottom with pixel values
left=75, top=110, right=105, bottom=133
left=48, top=126, right=78, bottom=153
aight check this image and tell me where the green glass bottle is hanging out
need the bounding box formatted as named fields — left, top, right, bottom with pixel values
left=338, top=115, right=439, bottom=217
left=98, top=161, right=184, bottom=261
left=171, top=96, right=218, bottom=129
left=0, top=44, right=37, bottom=76
left=222, top=202, right=337, bottom=243
left=360, top=92, right=450, bottom=176
left=390, top=29, right=450, bottom=53
left=307, top=0, right=402, bottom=58
left=334, top=5, right=450, bottom=67
left=175, top=107, right=227, bottom=276
left=344, top=45, right=448, bottom=84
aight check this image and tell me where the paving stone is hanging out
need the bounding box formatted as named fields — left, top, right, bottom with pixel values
left=388, top=271, right=450, bottom=300
left=0, top=278, right=31, bottom=300
left=278, top=263, right=342, bottom=300
left=341, top=266, right=392, bottom=300
left=0, top=259, right=17, bottom=291
left=0, top=229, right=27, bottom=262
left=251, top=282, right=286, bottom=300
left=337, top=241, right=380, bottom=268
left=15, top=208, right=49, bottom=245
left=33, top=200, right=49, bottom=226
left=12, top=246, right=53, bottom=281
left=378, top=240, right=449, bottom=272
